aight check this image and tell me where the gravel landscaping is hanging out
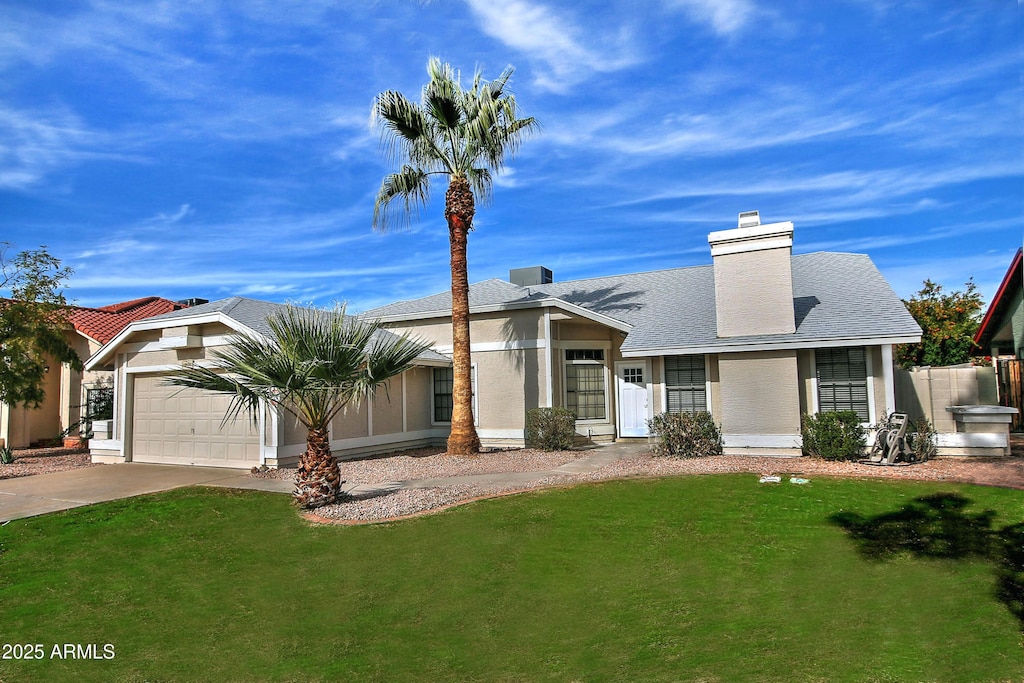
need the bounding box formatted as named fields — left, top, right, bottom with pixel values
left=302, top=447, right=1024, bottom=524
left=252, top=446, right=586, bottom=483
left=0, top=447, right=99, bottom=480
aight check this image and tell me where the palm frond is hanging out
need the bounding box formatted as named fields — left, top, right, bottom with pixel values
left=372, top=58, right=538, bottom=228
left=372, top=165, right=431, bottom=233
left=165, top=304, right=431, bottom=434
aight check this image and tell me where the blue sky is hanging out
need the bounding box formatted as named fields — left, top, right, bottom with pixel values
left=1, top=0, right=1020, bottom=314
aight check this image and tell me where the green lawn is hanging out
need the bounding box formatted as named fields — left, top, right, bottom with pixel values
left=0, top=475, right=1021, bottom=682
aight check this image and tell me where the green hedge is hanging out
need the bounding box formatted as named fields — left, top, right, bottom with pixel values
left=647, top=411, right=723, bottom=458
left=801, top=411, right=866, bottom=460
left=525, top=408, right=577, bottom=451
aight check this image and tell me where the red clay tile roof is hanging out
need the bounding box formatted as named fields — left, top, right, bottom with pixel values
left=67, top=297, right=189, bottom=344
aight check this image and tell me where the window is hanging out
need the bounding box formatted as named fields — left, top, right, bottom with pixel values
left=664, top=355, right=706, bottom=413
left=433, top=367, right=454, bottom=422
left=86, top=387, right=115, bottom=421
left=432, top=367, right=476, bottom=423
left=816, top=347, right=869, bottom=422
left=565, top=349, right=606, bottom=420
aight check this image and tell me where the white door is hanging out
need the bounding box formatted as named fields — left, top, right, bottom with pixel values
left=616, top=361, right=651, bottom=438
left=131, top=374, right=260, bottom=468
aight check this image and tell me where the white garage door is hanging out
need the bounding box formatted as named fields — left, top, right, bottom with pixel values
left=131, top=374, right=260, bottom=468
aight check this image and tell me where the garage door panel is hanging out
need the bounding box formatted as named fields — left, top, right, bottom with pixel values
left=132, top=374, right=260, bottom=468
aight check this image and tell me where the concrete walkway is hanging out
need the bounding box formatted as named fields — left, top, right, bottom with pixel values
left=0, top=443, right=642, bottom=522
left=0, top=464, right=292, bottom=522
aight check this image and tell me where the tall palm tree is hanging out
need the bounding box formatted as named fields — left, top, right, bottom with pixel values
left=372, top=58, right=538, bottom=455
left=165, top=304, right=428, bottom=509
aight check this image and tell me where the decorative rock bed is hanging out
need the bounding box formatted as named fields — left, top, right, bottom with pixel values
left=299, top=448, right=1024, bottom=524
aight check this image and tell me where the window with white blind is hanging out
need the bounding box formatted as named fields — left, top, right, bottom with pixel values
left=565, top=349, right=606, bottom=420
left=816, top=347, right=869, bottom=422
left=664, top=355, right=707, bottom=414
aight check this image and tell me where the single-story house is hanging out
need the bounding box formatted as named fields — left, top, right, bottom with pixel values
left=365, top=213, right=922, bottom=456
left=84, top=297, right=452, bottom=468
left=0, top=296, right=189, bottom=449
left=83, top=213, right=923, bottom=467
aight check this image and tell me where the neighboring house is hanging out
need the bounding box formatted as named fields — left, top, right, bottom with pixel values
left=0, top=297, right=189, bottom=449
left=366, top=214, right=922, bottom=456
left=974, top=247, right=1024, bottom=429
left=975, top=247, right=1023, bottom=360
left=84, top=297, right=452, bottom=469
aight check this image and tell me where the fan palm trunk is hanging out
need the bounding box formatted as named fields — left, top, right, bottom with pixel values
left=294, top=426, right=342, bottom=508
left=446, top=177, right=481, bottom=455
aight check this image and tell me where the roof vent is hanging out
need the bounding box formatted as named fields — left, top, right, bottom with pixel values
left=176, top=298, right=208, bottom=307
left=738, top=210, right=760, bottom=228
left=509, top=266, right=553, bottom=287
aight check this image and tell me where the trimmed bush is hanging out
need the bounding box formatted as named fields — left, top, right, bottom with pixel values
left=525, top=408, right=577, bottom=451
left=801, top=411, right=866, bottom=460
left=908, top=416, right=937, bottom=462
left=647, top=411, right=723, bottom=458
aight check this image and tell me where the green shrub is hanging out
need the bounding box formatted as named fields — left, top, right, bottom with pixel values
left=647, top=411, right=723, bottom=458
left=525, top=408, right=577, bottom=451
left=908, top=416, right=937, bottom=462
left=0, top=446, right=14, bottom=465
left=801, top=411, right=866, bottom=460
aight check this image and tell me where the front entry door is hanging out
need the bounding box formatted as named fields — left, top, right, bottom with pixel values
left=616, top=361, right=651, bottom=438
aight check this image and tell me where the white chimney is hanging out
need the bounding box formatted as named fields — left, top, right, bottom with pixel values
left=707, top=215, right=796, bottom=338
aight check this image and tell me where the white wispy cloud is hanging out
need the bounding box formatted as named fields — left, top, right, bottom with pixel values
left=798, top=217, right=1021, bottom=254
left=150, top=204, right=193, bottom=224
left=465, top=0, right=640, bottom=92
left=615, top=161, right=1024, bottom=207
left=76, top=239, right=154, bottom=259
left=665, top=0, right=758, bottom=35
left=879, top=251, right=1017, bottom=302
left=0, top=105, right=101, bottom=190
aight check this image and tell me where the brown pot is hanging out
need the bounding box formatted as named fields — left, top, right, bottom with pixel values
left=63, top=437, right=87, bottom=450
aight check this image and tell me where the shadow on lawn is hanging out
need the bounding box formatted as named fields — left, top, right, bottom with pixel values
left=830, top=493, right=1023, bottom=631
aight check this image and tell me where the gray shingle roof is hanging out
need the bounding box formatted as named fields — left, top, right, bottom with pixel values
left=140, top=296, right=451, bottom=364
left=364, top=252, right=921, bottom=353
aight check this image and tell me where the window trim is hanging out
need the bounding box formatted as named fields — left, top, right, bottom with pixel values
left=812, top=346, right=875, bottom=425
left=558, top=341, right=612, bottom=424
left=660, top=354, right=710, bottom=415
left=430, top=365, right=478, bottom=427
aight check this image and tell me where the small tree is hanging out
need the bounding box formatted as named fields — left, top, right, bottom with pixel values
left=896, top=279, right=984, bottom=368
left=0, top=244, right=82, bottom=407
left=166, top=305, right=428, bottom=509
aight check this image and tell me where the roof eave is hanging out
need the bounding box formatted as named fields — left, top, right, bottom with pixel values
left=974, top=247, right=1022, bottom=348
left=84, top=311, right=264, bottom=371
left=620, top=333, right=923, bottom=357
left=372, top=297, right=633, bottom=333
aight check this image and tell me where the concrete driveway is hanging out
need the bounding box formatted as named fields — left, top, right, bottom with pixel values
left=0, top=464, right=292, bottom=522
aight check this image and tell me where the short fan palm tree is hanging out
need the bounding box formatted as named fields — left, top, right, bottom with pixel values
left=165, top=305, right=428, bottom=509
left=372, top=58, right=538, bottom=455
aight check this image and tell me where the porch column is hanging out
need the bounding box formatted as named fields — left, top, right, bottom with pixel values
left=881, top=344, right=896, bottom=415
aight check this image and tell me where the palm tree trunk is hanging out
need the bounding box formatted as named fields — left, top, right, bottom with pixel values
left=294, top=426, right=342, bottom=508
left=445, top=177, right=481, bottom=455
